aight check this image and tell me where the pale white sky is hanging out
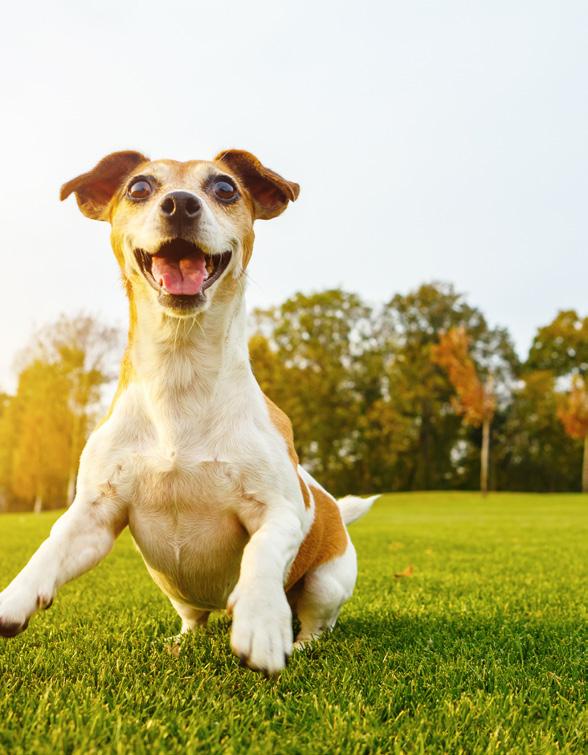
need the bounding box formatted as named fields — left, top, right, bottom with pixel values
left=0, top=1, right=586, bottom=390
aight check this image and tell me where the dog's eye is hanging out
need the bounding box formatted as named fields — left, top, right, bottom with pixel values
left=213, top=179, right=238, bottom=202
left=128, top=179, right=152, bottom=200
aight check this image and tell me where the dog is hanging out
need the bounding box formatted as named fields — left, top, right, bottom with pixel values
left=0, top=150, right=376, bottom=675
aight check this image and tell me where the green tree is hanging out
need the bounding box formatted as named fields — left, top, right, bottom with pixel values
left=250, top=289, right=379, bottom=495
left=526, top=310, right=588, bottom=377
left=516, top=310, right=588, bottom=492
left=497, top=371, right=581, bottom=492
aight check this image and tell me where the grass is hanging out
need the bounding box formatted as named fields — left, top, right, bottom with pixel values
left=0, top=492, right=586, bottom=754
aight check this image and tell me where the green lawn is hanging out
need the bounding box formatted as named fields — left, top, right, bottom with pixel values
left=0, top=493, right=586, bottom=754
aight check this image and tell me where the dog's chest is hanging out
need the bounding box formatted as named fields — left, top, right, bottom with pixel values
left=104, top=375, right=287, bottom=609
left=127, top=447, right=252, bottom=609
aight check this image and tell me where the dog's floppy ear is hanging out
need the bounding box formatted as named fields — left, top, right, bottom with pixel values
left=60, top=150, right=149, bottom=220
left=214, top=149, right=300, bottom=220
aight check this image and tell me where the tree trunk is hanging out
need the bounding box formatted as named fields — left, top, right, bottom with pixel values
left=583, top=433, right=588, bottom=493
left=480, top=417, right=490, bottom=497
left=417, top=407, right=432, bottom=490
left=33, top=494, right=43, bottom=514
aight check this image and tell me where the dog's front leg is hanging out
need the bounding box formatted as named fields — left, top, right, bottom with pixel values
left=0, top=483, right=127, bottom=638
left=228, top=504, right=303, bottom=676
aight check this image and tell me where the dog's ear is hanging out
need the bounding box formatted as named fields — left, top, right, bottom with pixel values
left=214, top=149, right=300, bottom=220
left=60, top=150, right=149, bottom=220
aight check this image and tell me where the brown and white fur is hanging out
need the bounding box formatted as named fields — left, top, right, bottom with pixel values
left=0, top=150, right=377, bottom=675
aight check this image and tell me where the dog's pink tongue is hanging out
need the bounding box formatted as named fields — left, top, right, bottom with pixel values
left=151, top=255, right=207, bottom=295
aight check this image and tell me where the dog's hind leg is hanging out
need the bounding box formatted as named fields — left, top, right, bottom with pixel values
left=293, top=539, right=357, bottom=648
left=165, top=600, right=210, bottom=656
left=169, top=598, right=210, bottom=634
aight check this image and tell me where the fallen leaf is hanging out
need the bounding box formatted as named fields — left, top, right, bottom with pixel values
left=165, top=639, right=182, bottom=658
left=394, top=565, right=414, bottom=578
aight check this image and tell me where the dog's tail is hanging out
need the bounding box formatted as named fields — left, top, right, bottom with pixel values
left=336, top=494, right=380, bottom=525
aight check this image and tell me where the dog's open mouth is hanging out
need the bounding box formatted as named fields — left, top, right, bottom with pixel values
left=135, top=240, right=232, bottom=298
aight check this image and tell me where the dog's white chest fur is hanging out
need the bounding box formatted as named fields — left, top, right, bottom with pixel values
left=128, top=454, right=249, bottom=609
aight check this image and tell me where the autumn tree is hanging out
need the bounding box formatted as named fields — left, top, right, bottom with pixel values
left=557, top=377, right=588, bottom=492
left=431, top=327, right=495, bottom=496
left=380, top=282, right=517, bottom=491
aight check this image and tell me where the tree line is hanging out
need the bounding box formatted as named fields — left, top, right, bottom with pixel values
left=250, top=283, right=587, bottom=496
left=0, top=282, right=586, bottom=511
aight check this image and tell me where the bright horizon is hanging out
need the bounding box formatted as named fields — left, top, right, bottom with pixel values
left=1, top=1, right=586, bottom=390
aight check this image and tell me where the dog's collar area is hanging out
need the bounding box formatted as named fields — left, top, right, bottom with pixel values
left=134, top=239, right=232, bottom=305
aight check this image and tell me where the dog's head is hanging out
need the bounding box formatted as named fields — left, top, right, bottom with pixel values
left=61, top=150, right=299, bottom=317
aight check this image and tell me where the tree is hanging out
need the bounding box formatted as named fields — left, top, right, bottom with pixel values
left=527, top=310, right=588, bottom=377
left=557, top=377, right=588, bottom=492
left=380, top=282, right=517, bottom=491
left=18, top=314, right=120, bottom=504
left=431, top=327, right=496, bottom=496
left=250, top=289, right=379, bottom=495
left=251, top=283, right=519, bottom=495
left=9, top=361, right=73, bottom=512
left=2, top=314, right=120, bottom=511
left=496, top=371, right=581, bottom=492
left=0, top=393, right=12, bottom=511
left=517, top=310, right=588, bottom=493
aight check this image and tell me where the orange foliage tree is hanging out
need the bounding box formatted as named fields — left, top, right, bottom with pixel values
left=557, top=377, right=588, bottom=492
left=431, top=327, right=496, bottom=496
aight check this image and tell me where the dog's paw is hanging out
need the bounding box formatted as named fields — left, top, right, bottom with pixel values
left=228, top=586, right=293, bottom=676
left=0, top=614, right=29, bottom=638
left=0, top=591, right=32, bottom=638
left=0, top=584, right=53, bottom=638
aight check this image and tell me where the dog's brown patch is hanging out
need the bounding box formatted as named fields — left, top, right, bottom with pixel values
left=285, top=483, right=347, bottom=591
left=264, top=397, right=310, bottom=509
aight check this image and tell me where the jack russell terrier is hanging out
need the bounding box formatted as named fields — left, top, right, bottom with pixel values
left=0, top=150, right=376, bottom=675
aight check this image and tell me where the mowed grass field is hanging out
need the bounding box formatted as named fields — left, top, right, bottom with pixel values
left=0, top=493, right=586, bottom=754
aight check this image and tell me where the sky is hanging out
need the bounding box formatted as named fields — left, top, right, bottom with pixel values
left=0, top=0, right=586, bottom=390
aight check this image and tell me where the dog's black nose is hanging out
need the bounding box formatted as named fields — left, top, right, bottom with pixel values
left=160, top=191, right=202, bottom=220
